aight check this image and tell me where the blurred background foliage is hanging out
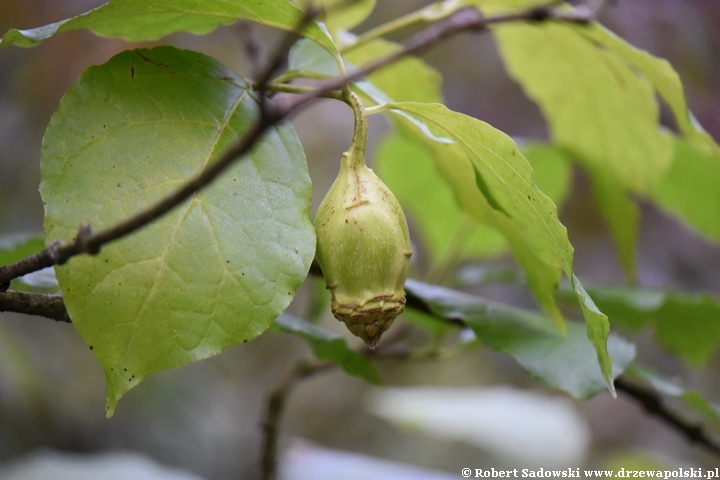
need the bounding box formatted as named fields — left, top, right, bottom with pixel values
left=0, top=1, right=719, bottom=478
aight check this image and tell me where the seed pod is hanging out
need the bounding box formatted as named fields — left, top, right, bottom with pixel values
left=314, top=93, right=412, bottom=348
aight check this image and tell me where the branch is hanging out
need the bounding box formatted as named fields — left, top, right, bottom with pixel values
left=615, top=377, right=720, bottom=457
left=0, top=291, right=70, bottom=323
left=0, top=4, right=592, bottom=288
left=259, top=361, right=336, bottom=480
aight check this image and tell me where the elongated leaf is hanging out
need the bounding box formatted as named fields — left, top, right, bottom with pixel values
left=591, top=173, right=639, bottom=284
left=41, top=47, right=316, bottom=416
left=571, top=274, right=615, bottom=396
left=493, top=21, right=676, bottom=281
left=494, top=22, right=673, bottom=194
left=1, top=0, right=339, bottom=58
left=274, top=314, right=381, bottom=384
left=627, top=363, right=720, bottom=424
left=386, top=102, right=572, bottom=272
left=651, top=138, right=720, bottom=243
left=381, top=105, right=615, bottom=390
left=579, top=286, right=720, bottom=368
left=405, top=279, right=635, bottom=399
left=386, top=116, right=565, bottom=331
left=376, top=135, right=572, bottom=272
left=577, top=25, right=717, bottom=152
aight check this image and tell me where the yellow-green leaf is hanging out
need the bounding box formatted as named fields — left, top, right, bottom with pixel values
left=40, top=47, right=315, bottom=416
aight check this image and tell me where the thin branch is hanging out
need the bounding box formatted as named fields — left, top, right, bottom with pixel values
left=259, top=361, right=336, bottom=480
left=615, top=377, right=720, bottom=457
left=0, top=291, right=70, bottom=323
left=0, top=4, right=593, bottom=288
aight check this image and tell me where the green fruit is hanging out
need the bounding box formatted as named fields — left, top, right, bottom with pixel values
left=314, top=93, right=412, bottom=348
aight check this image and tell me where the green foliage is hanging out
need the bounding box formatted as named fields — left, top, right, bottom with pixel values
left=652, top=139, right=720, bottom=242
left=274, top=314, right=381, bottom=384
left=40, top=47, right=315, bottom=415
left=405, top=279, right=635, bottom=399
left=374, top=130, right=508, bottom=263
left=2, top=0, right=719, bottom=419
left=0, top=0, right=339, bottom=58
left=584, top=286, right=720, bottom=368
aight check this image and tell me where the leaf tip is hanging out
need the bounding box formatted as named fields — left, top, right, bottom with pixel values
left=608, top=378, right=617, bottom=399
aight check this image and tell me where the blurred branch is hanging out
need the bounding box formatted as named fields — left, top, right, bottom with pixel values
left=615, top=377, right=720, bottom=457
left=260, top=361, right=336, bottom=480
left=0, top=4, right=592, bottom=289
left=235, top=21, right=265, bottom=79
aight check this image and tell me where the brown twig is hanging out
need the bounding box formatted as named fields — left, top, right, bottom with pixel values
left=615, top=377, right=720, bottom=457
left=0, top=291, right=70, bottom=323
left=259, top=361, right=336, bottom=480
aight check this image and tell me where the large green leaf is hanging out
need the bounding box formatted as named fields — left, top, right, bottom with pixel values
left=274, top=314, right=381, bottom=384
left=387, top=116, right=564, bottom=328
left=405, top=279, right=635, bottom=399
left=0, top=0, right=339, bottom=58
left=386, top=103, right=572, bottom=271
left=493, top=21, right=675, bottom=282
left=493, top=22, right=672, bottom=194
left=40, top=47, right=316, bottom=416
left=651, top=138, right=720, bottom=242
left=382, top=103, right=616, bottom=391
left=579, top=286, right=720, bottom=368
left=376, top=134, right=571, bottom=277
